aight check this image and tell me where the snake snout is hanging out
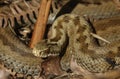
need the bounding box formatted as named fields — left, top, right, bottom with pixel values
left=32, top=46, right=50, bottom=58
left=32, top=40, right=50, bottom=58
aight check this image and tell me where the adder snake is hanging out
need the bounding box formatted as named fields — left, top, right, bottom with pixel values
left=33, top=14, right=120, bottom=73
left=0, top=0, right=120, bottom=78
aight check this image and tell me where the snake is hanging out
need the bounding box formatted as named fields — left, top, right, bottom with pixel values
left=0, top=0, right=120, bottom=78
left=0, top=27, right=43, bottom=77
left=33, top=14, right=120, bottom=74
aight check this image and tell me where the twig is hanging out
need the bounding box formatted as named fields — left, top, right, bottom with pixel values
left=29, top=0, right=52, bottom=48
left=90, top=33, right=110, bottom=44
left=45, top=0, right=52, bottom=24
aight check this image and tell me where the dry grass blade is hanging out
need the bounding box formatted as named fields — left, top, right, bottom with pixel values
left=90, top=33, right=110, bottom=44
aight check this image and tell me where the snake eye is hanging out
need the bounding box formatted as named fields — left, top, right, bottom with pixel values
left=39, top=48, right=50, bottom=58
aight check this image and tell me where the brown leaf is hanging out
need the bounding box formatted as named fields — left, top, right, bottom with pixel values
left=41, top=56, right=65, bottom=78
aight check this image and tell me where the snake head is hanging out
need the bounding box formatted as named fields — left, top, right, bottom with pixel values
left=32, top=40, right=50, bottom=58
left=32, top=40, right=60, bottom=58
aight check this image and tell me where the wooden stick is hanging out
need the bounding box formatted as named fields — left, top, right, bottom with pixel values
left=29, top=0, right=52, bottom=48
left=45, top=0, right=52, bottom=23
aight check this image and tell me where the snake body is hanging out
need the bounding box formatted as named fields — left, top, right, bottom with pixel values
left=0, top=27, right=42, bottom=76
left=33, top=14, right=120, bottom=73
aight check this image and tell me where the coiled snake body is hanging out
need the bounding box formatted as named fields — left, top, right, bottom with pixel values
left=0, top=27, right=42, bottom=76
left=33, top=14, right=120, bottom=73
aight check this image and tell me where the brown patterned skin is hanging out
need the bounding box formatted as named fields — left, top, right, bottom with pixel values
left=0, top=27, right=43, bottom=77
left=33, top=14, right=120, bottom=74
left=0, top=0, right=120, bottom=77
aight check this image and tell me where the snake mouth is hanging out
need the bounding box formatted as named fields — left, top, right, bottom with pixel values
left=33, top=47, right=59, bottom=58
left=32, top=47, right=48, bottom=58
left=40, top=52, right=59, bottom=58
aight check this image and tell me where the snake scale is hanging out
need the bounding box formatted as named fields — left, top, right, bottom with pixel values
left=33, top=14, right=120, bottom=75
left=0, top=0, right=120, bottom=78
left=32, top=1, right=120, bottom=74
left=0, top=27, right=42, bottom=76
